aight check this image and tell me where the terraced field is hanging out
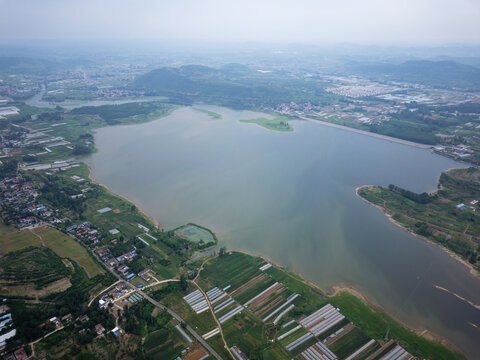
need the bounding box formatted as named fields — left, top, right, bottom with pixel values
left=0, top=247, right=72, bottom=297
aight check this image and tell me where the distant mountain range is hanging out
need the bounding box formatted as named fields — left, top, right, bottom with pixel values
left=344, top=60, right=480, bottom=89
left=0, top=56, right=95, bottom=75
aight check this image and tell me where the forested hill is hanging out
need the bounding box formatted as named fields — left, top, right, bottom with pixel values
left=346, top=60, right=480, bottom=90
left=130, top=64, right=332, bottom=108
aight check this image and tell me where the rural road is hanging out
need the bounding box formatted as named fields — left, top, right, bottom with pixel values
left=89, top=251, right=223, bottom=360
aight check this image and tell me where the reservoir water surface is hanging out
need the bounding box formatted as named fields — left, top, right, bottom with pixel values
left=88, top=106, right=480, bottom=358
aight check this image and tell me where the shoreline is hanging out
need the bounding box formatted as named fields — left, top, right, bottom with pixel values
left=80, top=113, right=466, bottom=357
left=86, top=163, right=162, bottom=229
left=299, top=115, right=432, bottom=149
left=83, top=159, right=464, bottom=355
left=355, top=185, right=480, bottom=280
left=330, top=284, right=455, bottom=348
left=227, top=250, right=461, bottom=354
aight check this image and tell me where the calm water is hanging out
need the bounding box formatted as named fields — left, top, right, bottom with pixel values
left=89, top=106, right=480, bottom=358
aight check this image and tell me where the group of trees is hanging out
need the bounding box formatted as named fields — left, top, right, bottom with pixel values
left=70, top=102, right=171, bottom=124
left=40, top=178, right=86, bottom=218
left=387, top=184, right=436, bottom=204
left=0, top=159, right=18, bottom=178
left=38, top=111, right=63, bottom=123
left=72, top=144, right=93, bottom=155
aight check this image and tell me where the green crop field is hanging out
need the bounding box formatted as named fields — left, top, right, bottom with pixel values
left=328, top=327, right=371, bottom=359
left=199, top=252, right=264, bottom=289
left=0, top=226, right=42, bottom=253
left=222, top=312, right=265, bottom=355
left=34, top=227, right=103, bottom=277
left=233, top=277, right=276, bottom=305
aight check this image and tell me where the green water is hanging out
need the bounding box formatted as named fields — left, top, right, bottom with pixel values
left=89, top=105, right=480, bottom=358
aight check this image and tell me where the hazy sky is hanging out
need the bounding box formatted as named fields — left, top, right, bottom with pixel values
left=1, top=0, right=479, bottom=45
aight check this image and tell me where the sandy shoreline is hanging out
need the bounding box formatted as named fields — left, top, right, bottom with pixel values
left=355, top=185, right=480, bottom=281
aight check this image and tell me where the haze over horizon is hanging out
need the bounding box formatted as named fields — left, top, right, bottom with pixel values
left=1, top=0, right=480, bottom=46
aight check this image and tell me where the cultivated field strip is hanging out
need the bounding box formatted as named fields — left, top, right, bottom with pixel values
left=281, top=319, right=296, bottom=329
left=300, top=304, right=345, bottom=336
left=272, top=304, right=295, bottom=324
left=231, top=346, right=249, bottom=360
left=379, top=345, right=413, bottom=360
left=183, top=289, right=209, bottom=314
left=183, top=286, right=231, bottom=315
left=202, top=327, right=220, bottom=340
left=277, top=325, right=302, bottom=341
left=192, top=252, right=422, bottom=360
left=301, top=342, right=337, bottom=360
left=218, top=305, right=244, bottom=323
left=206, top=286, right=229, bottom=305
left=285, top=332, right=314, bottom=351
left=230, top=273, right=266, bottom=297
left=244, top=282, right=280, bottom=306
left=259, top=263, right=272, bottom=271
left=344, top=339, right=375, bottom=360
left=263, top=293, right=299, bottom=322
left=200, top=253, right=264, bottom=289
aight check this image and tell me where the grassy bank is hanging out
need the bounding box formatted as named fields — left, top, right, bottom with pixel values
left=357, top=168, right=480, bottom=271
left=241, top=115, right=293, bottom=132
left=193, top=107, right=222, bottom=119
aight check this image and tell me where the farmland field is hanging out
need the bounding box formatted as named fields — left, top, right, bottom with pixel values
left=199, top=252, right=264, bottom=289
left=0, top=226, right=42, bottom=253
left=33, top=227, right=104, bottom=277
left=0, top=247, right=72, bottom=297
left=328, top=327, right=371, bottom=359
left=190, top=251, right=463, bottom=360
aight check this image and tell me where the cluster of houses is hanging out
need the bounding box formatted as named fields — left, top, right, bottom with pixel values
left=98, top=283, right=128, bottom=309
left=456, top=199, right=479, bottom=211
left=0, top=123, right=24, bottom=154
left=67, top=222, right=102, bottom=246
left=0, top=176, right=61, bottom=229
left=1, top=347, right=27, bottom=360
left=99, top=248, right=145, bottom=281
left=434, top=144, right=474, bottom=160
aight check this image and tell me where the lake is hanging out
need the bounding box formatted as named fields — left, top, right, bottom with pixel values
left=88, top=105, right=480, bottom=358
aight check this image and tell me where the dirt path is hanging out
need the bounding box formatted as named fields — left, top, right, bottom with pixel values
left=29, top=227, right=46, bottom=246
left=29, top=326, right=65, bottom=359
left=191, top=257, right=236, bottom=360
left=88, top=280, right=121, bottom=307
